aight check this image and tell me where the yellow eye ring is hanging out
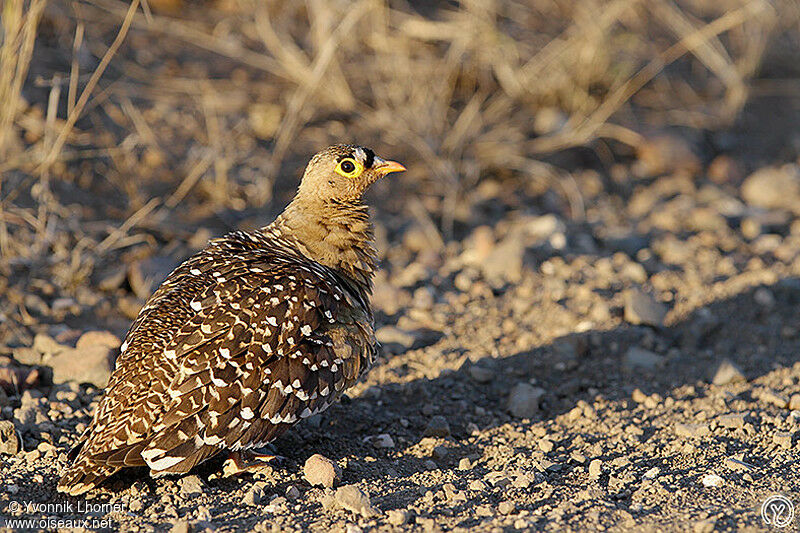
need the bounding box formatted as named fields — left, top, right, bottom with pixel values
left=335, top=158, right=363, bottom=178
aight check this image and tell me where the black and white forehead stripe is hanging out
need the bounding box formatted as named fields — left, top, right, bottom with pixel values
left=339, top=146, right=376, bottom=169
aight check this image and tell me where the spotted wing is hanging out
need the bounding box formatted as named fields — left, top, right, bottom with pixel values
left=124, top=256, right=372, bottom=474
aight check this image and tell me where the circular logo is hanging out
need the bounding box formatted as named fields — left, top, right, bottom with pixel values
left=761, top=495, right=795, bottom=528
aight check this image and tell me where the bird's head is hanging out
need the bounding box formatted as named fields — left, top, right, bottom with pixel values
left=296, top=144, right=406, bottom=202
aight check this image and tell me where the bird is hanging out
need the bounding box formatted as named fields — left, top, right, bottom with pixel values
left=57, top=144, right=405, bottom=495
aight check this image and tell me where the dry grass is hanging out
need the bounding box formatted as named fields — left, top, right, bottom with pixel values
left=0, top=0, right=797, bottom=342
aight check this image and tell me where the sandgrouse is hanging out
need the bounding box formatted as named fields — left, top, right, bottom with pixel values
left=58, top=144, right=405, bottom=495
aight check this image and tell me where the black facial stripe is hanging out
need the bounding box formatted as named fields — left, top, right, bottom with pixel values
left=363, top=148, right=375, bottom=169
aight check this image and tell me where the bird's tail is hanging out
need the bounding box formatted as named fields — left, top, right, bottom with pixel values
left=57, top=456, right=120, bottom=496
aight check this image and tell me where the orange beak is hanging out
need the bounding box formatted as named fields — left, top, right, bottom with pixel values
left=375, top=160, right=406, bottom=175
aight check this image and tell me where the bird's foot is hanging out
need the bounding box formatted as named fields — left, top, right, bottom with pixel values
left=221, top=450, right=286, bottom=478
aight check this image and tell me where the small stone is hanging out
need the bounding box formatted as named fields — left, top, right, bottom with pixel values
left=423, top=460, right=438, bottom=470
left=642, top=467, right=660, bottom=479
left=507, top=383, right=545, bottom=419
left=476, top=505, right=493, bottom=517
left=701, top=473, right=724, bottom=487
left=334, top=485, right=378, bottom=517
left=538, top=438, right=554, bottom=453
left=498, top=501, right=515, bottom=515
left=303, top=454, right=341, bottom=488
left=468, top=365, right=494, bottom=383
left=712, top=359, right=745, bottom=385
left=458, top=458, right=471, bottom=470
left=758, top=389, right=789, bottom=408
left=717, top=413, right=747, bottom=429
left=0, top=421, right=20, bottom=455
left=285, top=485, right=300, bottom=500
left=790, top=394, right=800, bottom=411
left=624, top=289, right=667, bottom=326
left=432, top=445, right=449, bottom=461
left=588, top=459, right=602, bottom=479
left=243, top=483, right=267, bottom=506
left=370, top=433, right=395, bottom=448
left=423, top=416, right=451, bottom=437
left=178, top=475, right=203, bottom=498
left=773, top=432, right=794, bottom=449
left=623, top=347, right=663, bottom=370
left=469, top=480, right=486, bottom=491
left=170, top=520, right=191, bottom=533
left=674, top=423, right=710, bottom=438
left=741, top=164, right=800, bottom=210
left=387, top=509, right=410, bottom=525
left=632, top=388, right=648, bottom=403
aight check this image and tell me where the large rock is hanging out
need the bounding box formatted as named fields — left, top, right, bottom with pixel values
left=741, top=164, right=800, bottom=211
left=49, top=331, right=120, bottom=388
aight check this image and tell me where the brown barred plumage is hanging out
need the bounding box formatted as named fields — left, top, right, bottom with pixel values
left=58, top=145, right=405, bottom=495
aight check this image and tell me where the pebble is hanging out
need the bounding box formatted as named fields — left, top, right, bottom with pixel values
left=624, top=289, right=667, bottom=326
left=387, top=509, right=410, bottom=525
left=285, top=485, right=300, bottom=500
left=757, top=389, right=789, bottom=408
left=432, top=445, right=449, bottom=461
left=243, top=483, right=268, bottom=505
left=674, top=423, right=710, bottom=438
left=303, top=454, right=341, bottom=488
left=170, top=520, right=191, bottom=533
left=468, top=365, right=495, bottom=383
left=178, top=475, right=203, bottom=498
left=773, top=432, right=794, bottom=449
left=370, top=434, right=395, bottom=448
left=623, top=347, right=663, bottom=370
left=423, top=416, right=451, bottom=437
left=469, top=480, right=487, bottom=491
left=498, top=501, right=515, bottom=515
left=334, top=485, right=378, bottom=517
left=643, top=467, right=660, bottom=479
left=717, top=413, right=747, bottom=430
left=458, top=458, right=471, bottom=470
left=701, top=474, right=724, bottom=487
left=0, top=421, right=20, bottom=455
left=507, top=383, right=545, bottom=419
left=712, top=359, right=745, bottom=386
left=740, top=164, right=800, bottom=210
left=790, top=395, right=800, bottom=411
left=538, top=438, right=554, bottom=453
left=588, top=459, right=602, bottom=479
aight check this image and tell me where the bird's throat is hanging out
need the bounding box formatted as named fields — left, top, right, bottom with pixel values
left=273, top=198, right=377, bottom=292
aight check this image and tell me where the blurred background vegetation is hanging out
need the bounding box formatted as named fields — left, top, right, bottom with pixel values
left=0, top=0, right=799, bottom=345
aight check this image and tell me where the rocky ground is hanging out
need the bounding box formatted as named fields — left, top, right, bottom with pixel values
left=3, top=133, right=800, bottom=531
left=2, top=2, right=800, bottom=532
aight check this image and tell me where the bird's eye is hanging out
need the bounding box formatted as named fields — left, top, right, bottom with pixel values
left=335, top=158, right=362, bottom=178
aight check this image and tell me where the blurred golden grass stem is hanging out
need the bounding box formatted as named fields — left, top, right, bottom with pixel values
left=36, top=0, right=140, bottom=176
left=0, top=0, right=46, bottom=257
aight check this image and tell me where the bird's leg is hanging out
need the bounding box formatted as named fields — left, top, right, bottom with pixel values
left=222, top=449, right=286, bottom=477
